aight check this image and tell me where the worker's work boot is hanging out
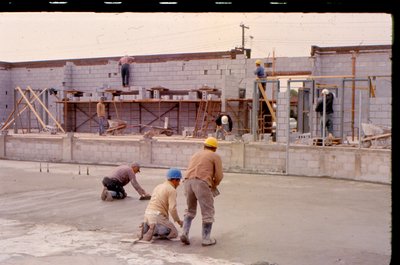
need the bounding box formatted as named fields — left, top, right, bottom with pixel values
left=180, top=216, right=193, bottom=245
left=201, top=222, right=216, bottom=246
left=142, top=223, right=155, bottom=242
left=101, top=187, right=113, bottom=201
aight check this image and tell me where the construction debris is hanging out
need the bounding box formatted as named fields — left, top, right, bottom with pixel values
left=312, top=137, right=342, bottom=146
left=106, top=119, right=127, bottom=135
left=361, top=123, right=391, bottom=149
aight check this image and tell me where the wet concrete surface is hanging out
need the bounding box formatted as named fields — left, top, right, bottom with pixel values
left=0, top=159, right=391, bottom=265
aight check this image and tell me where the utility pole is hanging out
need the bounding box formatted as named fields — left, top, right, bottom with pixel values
left=240, top=23, right=249, bottom=50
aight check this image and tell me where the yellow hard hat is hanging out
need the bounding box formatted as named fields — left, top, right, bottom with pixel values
left=204, top=137, right=218, bottom=148
left=255, top=59, right=262, bottom=65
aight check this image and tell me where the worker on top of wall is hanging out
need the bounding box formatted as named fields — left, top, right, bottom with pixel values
left=96, top=96, right=106, bottom=136
left=118, top=55, right=135, bottom=87
left=315, top=89, right=335, bottom=139
left=215, top=113, right=233, bottom=140
left=137, top=168, right=184, bottom=242
left=101, top=162, right=151, bottom=201
left=254, top=59, right=266, bottom=98
left=180, top=137, right=223, bottom=247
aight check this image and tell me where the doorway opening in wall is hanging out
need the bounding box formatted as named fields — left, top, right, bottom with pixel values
left=277, top=77, right=310, bottom=134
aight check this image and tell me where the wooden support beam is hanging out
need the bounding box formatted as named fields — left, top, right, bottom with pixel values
left=257, top=82, right=276, bottom=122
left=1, top=88, right=48, bottom=130
left=27, top=86, right=65, bottom=133
left=15, top=86, right=47, bottom=131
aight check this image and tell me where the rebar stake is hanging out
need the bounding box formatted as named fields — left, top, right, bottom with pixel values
left=78, top=165, right=81, bottom=175
left=47, top=163, right=49, bottom=173
left=87, top=166, right=89, bottom=175
left=40, top=162, right=42, bottom=172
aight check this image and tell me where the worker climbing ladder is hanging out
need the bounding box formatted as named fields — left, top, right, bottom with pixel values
left=193, top=96, right=221, bottom=138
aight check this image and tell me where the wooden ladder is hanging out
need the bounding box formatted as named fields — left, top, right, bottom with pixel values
left=193, top=99, right=221, bottom=138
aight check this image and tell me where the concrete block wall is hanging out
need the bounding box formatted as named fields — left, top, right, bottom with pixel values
left=0, top=69, right=12, bottom=124
left=72, top=137, right=141, bottom=165
left=243, top=57, right=313, bottom=99
left=274, top=57, right=312, bottom=72
left=288, top=146, right=390, bottom=183
left=369, top=97, right=392, bottom=127
left=241, top=143, right=286, bottom=173
left=1, top=47, right=391, bottom=141
left=8, top=66, right=65, bottom=130
left=311, top=51, right=392, bottom=137
left=11, top=67, right=65, bottom=90
left=132, top=57, right=246, bottom=90
left=71, top=62, right=120, bottom=92
left=4, top=135, right=63, bottom=161
left=0, top=134, right=391, bottom=184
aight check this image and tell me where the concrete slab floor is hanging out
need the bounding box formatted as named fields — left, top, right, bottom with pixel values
left=0, top=159, right=391, bottom=265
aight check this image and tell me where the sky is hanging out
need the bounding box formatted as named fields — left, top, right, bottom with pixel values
left=0, top=12, right=393, bottom=63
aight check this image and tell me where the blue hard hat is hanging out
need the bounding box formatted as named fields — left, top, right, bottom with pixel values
left=166, top=168, right=182, bottom=180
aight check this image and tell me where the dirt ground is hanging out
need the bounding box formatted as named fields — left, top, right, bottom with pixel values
left=0, top=159, right=391, bottom=265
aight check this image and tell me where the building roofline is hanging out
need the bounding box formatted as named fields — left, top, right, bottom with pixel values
left=311, top=45, right=392, bottom=56
left=4, top=49, right=245, bottom=69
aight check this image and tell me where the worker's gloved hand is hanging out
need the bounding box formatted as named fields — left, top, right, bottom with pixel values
left=139, top=194, right=151, bottom=200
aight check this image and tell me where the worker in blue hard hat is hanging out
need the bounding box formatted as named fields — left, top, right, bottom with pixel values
left=137, top=168, right=184, bottom=242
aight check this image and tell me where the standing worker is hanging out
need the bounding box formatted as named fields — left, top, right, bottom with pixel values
left=215, top=113, right=233, bottom=140
left=254, top=59, right=266, bottom=97
left=137, top=168, right=184, bottom=242
left=180, top=137, right=223, bottom=247
left=315, top=89, right=335, bottom=139
left=101, top=162, right=151, bottom=201
left=96, top=96, right=106, bottom=136
left=118, top=54, right=135, bottom=87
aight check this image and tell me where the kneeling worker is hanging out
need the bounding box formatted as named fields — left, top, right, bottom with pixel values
left=101, top=162, right=151, bottom=201
left=137, top=168, right=184, bottom=242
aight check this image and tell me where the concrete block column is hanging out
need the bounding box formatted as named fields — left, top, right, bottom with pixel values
left=139, top=139, right=153, bottom=166
left=276, top=91, right=289, bottom=143
left=0, top=134, right=5, bottom=158
left=62, top=132, right=74, bottom=162
left=229, top=142, right=245, bottom=169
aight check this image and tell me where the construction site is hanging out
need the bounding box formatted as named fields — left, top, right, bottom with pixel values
left=0, top=44, right=392, bottom=265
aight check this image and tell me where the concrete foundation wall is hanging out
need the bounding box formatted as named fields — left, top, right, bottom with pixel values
left=0, top=134, right=391, bottom=184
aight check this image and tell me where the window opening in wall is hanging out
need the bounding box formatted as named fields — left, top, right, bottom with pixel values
left=5, top=91, right=7, bottom=95
left=204, top=70, right=208, bottom=75
left=229, top=69, right=232, bottom=75
left=108, top=73, right=112, bottom=78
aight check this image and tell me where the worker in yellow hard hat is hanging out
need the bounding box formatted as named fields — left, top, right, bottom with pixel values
left=254, top=59, right=265, bottom=78
left=254, top=59, right=266, bottom=98
left=180, top=136, right=223, bottom=247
